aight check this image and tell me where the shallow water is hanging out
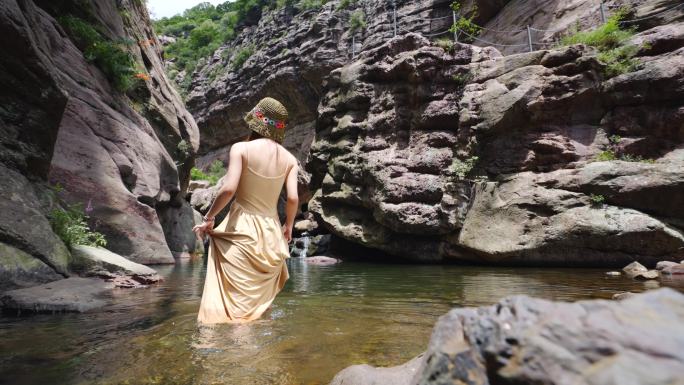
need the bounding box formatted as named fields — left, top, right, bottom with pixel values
left=1, top=257, right=682, bottom=385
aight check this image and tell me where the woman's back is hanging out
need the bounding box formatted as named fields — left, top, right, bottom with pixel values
left=233, top=138, right=295, bottom=217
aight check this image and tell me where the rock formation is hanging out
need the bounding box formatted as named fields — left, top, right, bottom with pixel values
left=330, top=287, right=684, bottom=385
left=1, top=0, right=201, bottom=292
left=307, top=21, right=684, bottom=265
left=184, top=0, right=684, bottom=266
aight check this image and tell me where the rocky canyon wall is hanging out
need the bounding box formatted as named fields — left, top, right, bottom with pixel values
left=0, top=0, right=201, bottom=291
left=186, top=0, right=684, bottom=266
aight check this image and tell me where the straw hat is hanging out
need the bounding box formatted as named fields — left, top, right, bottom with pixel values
left=244, top=97, right=288, bottom=143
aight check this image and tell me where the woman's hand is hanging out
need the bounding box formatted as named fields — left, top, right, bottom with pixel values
left=193, top=219, right=215, bottom=240
left=282, top=224, right=292, bottom=243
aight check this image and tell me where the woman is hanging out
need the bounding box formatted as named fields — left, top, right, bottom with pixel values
left=192, top=97, right=299, bottom=324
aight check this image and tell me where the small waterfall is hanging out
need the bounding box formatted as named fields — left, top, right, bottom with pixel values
left=290, top=235, right=311, bottom=258
left=299, top=235, right=310, bottom=258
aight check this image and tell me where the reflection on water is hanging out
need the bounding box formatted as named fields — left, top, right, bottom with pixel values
left=1, top=257, right=682, bottom=385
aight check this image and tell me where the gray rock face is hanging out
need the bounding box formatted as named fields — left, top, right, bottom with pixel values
left=0, top=277, right=114, bottom=313
left=307, top=21, right=684, bottom=264
left=330, top=287, right=684, bottom=385
left=475, top=0, right=684, bottom=55
left=0, top=243, right=63, bottom=292
left=0, top=165, right=71, bottom=283
left=0, top=0, right=73, bottom=290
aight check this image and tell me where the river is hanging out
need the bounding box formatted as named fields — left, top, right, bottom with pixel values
left=1, top=256, right=682, bottom=385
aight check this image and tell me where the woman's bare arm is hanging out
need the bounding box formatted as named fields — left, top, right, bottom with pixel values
left=193, top=143, right=244, bottom=238
left=282, top=160, right=299, bottom=242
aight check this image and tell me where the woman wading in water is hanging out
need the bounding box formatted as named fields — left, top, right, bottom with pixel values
left=192, top=97, right=298, bottom=324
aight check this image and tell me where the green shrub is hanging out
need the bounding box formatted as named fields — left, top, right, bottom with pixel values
left=449, top=1, right=481, bottom=43
left=596, top=150, right=617, bottom=161
left=276, top=0, right=298, bottom=8
left=298, top=0, right=327, bottom=11
left=191, top=167, right=211, bottom=181
left=608, top=134, right=621, bottom=144
left=452, top=72, right=472, bottom=86
left=560, top=11, right=639, bottom=77
left=595, top=149, right=654, bottom=163
left=49, top=204, right=107, bottom=248
left=596, top=44, right=639, bottom=77
left=619, top=153, right=655, bottom=163
left=560, top=10, right=633, bottom=49
left=589, top=193, right=605, bottom=207
left=190, top=160, right=226, bottom=185
left=232, top=46, right=254, bottom=70
left=435, top=37, right=454, bottom=52
left=59, top=15, right=136, bottom=92
left=451, top=156, right=479, bottom=179
left=349, top=9, right=366, bottom=32
left=337, top=0, right=356, bottom=10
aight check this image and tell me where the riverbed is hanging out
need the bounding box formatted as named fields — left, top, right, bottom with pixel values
left=1, top=257, right=682, bottom=385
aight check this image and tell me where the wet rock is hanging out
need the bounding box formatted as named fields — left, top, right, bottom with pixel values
left=0, top=277, right=113, bottom=313
left=294, top=219, right=318, bottom=236
left=612, top=292, right=636, bottom=300
left=623, top=261, right=648, bottom=277
left=330, top=353, right=423, bottom=385
left=306, top=256, right=341, bottom=265
left=330, top=288, right=684, bottom=385
left=656, top=261, right=680, bottom=270
left=661, top=264, right=684, bottom=275
left=632, top=270, right=659, bottom=280
left=605, top=271, right=621, bottom=276
left=157, top=201, right=205, bottom=258
left=71, top=245, right=160, bottom=284
left=306, top=234, right=332, bottom=257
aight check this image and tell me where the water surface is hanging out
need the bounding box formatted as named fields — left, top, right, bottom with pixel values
left=1, top=257, right=682, bottom=385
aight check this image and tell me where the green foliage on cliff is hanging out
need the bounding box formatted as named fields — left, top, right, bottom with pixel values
left=589, top=193, right=605, bottom=207
left=337, top=0, right=357, bottom=10
left=449, top=1, right=481, bottom=43
left=349, top=10, right=367, bottom=32
left=451, top=156, right=479, bottom=179
left=58, top=15, right=137, bottom=92
left=560, top=10, right=639, bottom=77
left=232, top=46, right=255, bottom=70
left=49, top=204, right=107, bottom=249
left=155, top=1, right=272, bottom=77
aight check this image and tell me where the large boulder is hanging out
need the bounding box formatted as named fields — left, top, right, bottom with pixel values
left=330, top=287, right=684, bottom=385
left=70, top=245, right=159, bottom=278
left=0, top=166, right=71, bottom=283
left=0, top=242, right=63, bottom=293
left=0, top=277, right=114, bottom=313
left=456, top=172, right=684, bottom=266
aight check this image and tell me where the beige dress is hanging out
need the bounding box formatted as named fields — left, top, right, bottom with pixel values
left=197, top=149, right=290, bottom=324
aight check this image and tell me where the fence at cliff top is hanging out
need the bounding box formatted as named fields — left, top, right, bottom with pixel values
left=348, top=0, right=684, bottom=58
